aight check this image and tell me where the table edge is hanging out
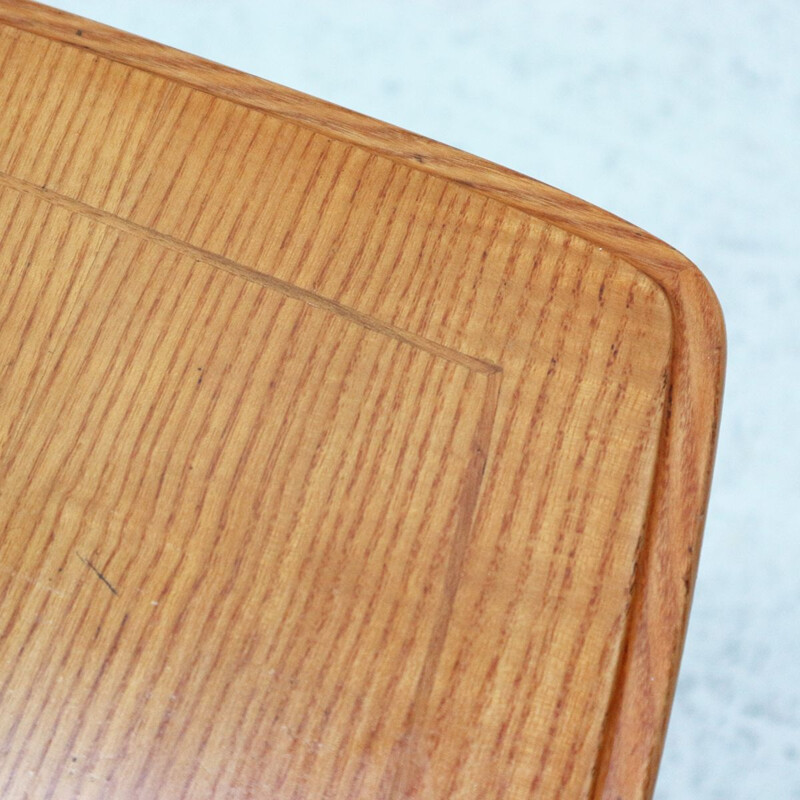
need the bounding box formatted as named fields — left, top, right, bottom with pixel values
left=0, top=3, right=727, bottom=797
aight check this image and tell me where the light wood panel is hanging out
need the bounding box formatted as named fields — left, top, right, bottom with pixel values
left=0, top=3, right=724, bottom=798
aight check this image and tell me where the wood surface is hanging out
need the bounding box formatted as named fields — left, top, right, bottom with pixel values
left=0, top=2, right=725, bottom=798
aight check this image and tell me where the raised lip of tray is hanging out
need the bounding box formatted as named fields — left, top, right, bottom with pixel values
left=0, top=3, right=726, bottom=797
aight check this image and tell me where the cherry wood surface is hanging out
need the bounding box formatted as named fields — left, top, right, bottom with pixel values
left=0, top=2, right=725, bottom=798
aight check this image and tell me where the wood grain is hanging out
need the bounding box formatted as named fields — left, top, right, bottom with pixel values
left=0, top=3, right=725, bottom=798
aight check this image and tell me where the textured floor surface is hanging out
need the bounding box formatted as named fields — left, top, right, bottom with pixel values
left=37, top=2, right=800, bottom=797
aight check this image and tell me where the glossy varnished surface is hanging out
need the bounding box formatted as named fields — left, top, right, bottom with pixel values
left=0, top=3, right=724, bottom=798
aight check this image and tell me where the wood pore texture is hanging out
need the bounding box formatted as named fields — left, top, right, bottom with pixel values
left=0, top=3, right=725, bottom=799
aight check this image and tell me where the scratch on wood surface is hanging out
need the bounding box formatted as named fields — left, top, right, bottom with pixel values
left=75, top=552, right=119, bottom=596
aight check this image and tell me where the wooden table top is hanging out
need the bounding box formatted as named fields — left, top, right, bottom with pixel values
left=0, top=2, right=724, bottom=798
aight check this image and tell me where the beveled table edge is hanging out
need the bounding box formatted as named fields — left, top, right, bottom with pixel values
left=0, top=3, right=726, bottom=797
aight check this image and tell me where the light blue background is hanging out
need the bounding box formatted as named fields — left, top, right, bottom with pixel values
left=45, top=3, right=800, bottom=796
